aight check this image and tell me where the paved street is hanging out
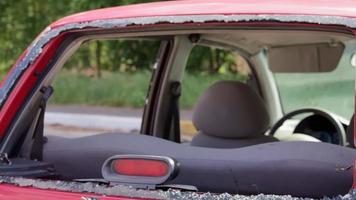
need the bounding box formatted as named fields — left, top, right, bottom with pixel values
left=45, top=105, right=194, bottom=139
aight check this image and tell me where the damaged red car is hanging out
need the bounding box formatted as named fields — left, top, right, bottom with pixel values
left=0, top=0, right=355, bottom=199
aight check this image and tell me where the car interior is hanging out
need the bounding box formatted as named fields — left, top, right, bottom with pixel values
left=1, top=27, right=355, bottom=198
left=190, top=80, right=278, bottom=148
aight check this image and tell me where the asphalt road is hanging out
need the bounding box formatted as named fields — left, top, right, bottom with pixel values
left=47, top=105, right=193, bottom=119
left=44, top=105, right=295, bottom=140
left=45, top=105, right=193, bottom=139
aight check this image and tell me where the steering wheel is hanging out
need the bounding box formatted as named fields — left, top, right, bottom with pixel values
left=269, top=108, right=346, bottom=146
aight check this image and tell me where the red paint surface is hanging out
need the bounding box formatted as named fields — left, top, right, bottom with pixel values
left=0, top=184, right=151, bottom=200
left=0, top=50, right=28, bottom=87
left=0, top=22, right=351, bottom=140
left=0, top=33, right=67, bottom=136
left=1, top=0, right=356, bottom=139
left=50, top=0, right=356, bottom=28
left=114, top=159, right=168, bottom=177
left=0, top=0, right=355, bottom=197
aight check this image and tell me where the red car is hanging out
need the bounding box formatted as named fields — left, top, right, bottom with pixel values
left=0, top=0, right=355, bottom=199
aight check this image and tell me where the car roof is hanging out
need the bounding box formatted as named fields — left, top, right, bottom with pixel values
left=51, top=0, right=356, bottom=28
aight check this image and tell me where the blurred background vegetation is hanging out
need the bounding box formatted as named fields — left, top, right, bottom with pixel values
left=0, top=0, right=239, bottom=75
left=0, top=0, right=245, bottom=109
left=2, top=1, right=351, bottom=117
left=0, top=0, right=158, bottom=73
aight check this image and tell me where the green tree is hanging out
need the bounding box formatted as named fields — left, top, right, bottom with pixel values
left=0, top=0, right=241, bottom=76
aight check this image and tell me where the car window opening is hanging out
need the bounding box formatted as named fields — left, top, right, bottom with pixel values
left=1, top=28, right=355, bottom=199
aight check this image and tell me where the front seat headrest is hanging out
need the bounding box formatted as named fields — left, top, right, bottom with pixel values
left=192, top=81, right=270, bottom=139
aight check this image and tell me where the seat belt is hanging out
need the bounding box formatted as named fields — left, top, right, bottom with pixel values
left=21, top=86, right=53, bottom=161
left=166, top=82, right=181, bottom=143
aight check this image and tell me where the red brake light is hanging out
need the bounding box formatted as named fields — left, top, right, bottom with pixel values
left=113, top=159, right=169, bottom=177
left=102, top=155, right=177, bottom=187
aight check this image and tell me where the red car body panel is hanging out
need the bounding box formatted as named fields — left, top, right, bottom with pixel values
left=0, top=0, right=355, bottom=198
left=0, top=184, right=151, bottom=200
left=0, top=33, right=68, bottom=137
left=1, top=0, right=355, bottom=142
left=51, top=0, right=356, bottom=28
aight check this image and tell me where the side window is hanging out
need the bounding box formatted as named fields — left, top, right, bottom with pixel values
left=274, top=43, right=355, bottom=120
left=45, top=39, right=161, bottom=137
left=180, top=45, right=252, bottom=141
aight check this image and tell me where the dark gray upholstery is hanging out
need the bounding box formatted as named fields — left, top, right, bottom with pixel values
left=44, top=133, right=356, bottom=198
left=191, top=81, right=277, bottom=148
left=347, top=115, right=354, bottom=148
left=191, top=132, right=278, bottom=148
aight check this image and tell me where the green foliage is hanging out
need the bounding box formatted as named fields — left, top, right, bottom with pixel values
left=0, top=0, right=161, bottom=73
left=50, top=69, right=353, bottom=119
left=276, top=73, right=354, bottom=119
left=186, top=46, right=236, bottom=73
left=49, top=70, right=246, bottom=109
left=180, top=72, right=247, bottom=108
left=49, top=70, right=152, bottom=107
left=65, top=40, right=161, bottom=72
left=0, top=1, right=243, bottom=75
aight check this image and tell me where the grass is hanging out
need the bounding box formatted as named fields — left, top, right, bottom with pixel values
left=49, top=70, right=246, bottom=109
left=180, top=73, right=246, bottom=108
left=275, top=71, right=354, bottom=119
left=49, top=69, right=354, bottom=119
left=49, top=71, right=151, bottom=108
